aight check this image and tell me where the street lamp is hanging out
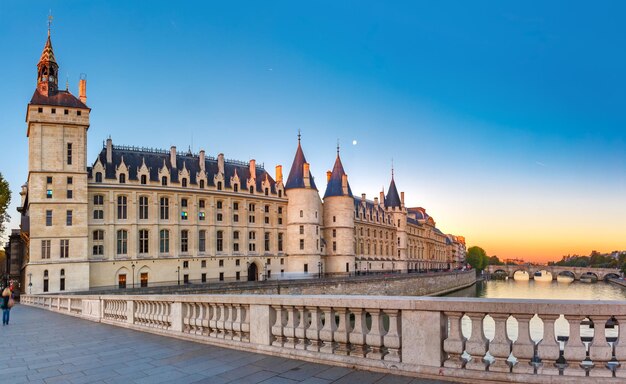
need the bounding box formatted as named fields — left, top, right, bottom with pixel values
left=131, top=263, right=135, bottom=289
left=177, top=266, right=181, bottom=285
left=28, top=273, right=32, bottom=295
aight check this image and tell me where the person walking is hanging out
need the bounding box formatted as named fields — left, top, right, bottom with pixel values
left=1, top=283, right=14, bottom=325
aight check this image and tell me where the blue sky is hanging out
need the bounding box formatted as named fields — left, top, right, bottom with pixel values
left=1, top=1, right=625, bottom=261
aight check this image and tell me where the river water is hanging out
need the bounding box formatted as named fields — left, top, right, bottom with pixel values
left=442, top=279, right=626, bottom=344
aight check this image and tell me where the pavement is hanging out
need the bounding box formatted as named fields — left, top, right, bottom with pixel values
left=0, top=304, right=451, bottom=384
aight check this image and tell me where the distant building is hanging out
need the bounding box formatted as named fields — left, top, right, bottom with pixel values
left=18, top=27, right=464, bottom=294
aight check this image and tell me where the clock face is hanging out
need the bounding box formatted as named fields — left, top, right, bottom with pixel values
left=49, top=76, right=55, bottom=82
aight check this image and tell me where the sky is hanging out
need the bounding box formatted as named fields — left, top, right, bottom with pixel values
left=0, top=1, right=624, bottom=262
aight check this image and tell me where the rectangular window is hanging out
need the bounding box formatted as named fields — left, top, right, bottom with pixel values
left=278, top=233, right=283, bottom=252
left=160, top=230, right=169, bottom=253
left=64, top=109, right=69, bottom=115
left=92, top=230, right=104, bottom=256
left=233, top=214, right=239, bottom=222
left=60, top=239, right=69, bottom=258
left=117, top=230, right=127, bottom=255
left=199, top=199, right=205, bottom=208
left=216, top=231, right=223, bottom=252
left=233, top=202, right=239, bottom=210
left=118, top=274, right=126, bottom=289
left=46, top=189, right=53, bottom=199
left=304, top=264, right=308, bottom=273
left=233, top=243, right=239, bottom=252
left=300, top=239, right=304, bottom=250
left=264, top=205, right=270, bottom=213
left=248, top=215, right=255, bottom=223
left=67, top=177, right=73, bottom=184
left=51, top=108, right=56, bottom=114
left=181, top=211, right=188, bottom=220
left=160, top=197, right=169, bottom=220
left=219, top=259, right=224, bottom=267
left=184, top=274, right=189, bottom=284
left=201, top=273, right=207, bottom=283
left=67, top=143, right=72, bottom=165
left=199, top=212, right=205, bottom=221
left=140, top=273, right=148, bottom=287
left=181, top=198, right=188, bottom=207
left=66, top=210, right=72, bottom=226
left=139, top=196, right=149, bottom=220
left=41, top=240, right=51, bottom=259
left=216, top=213, right=222, bottom=221
left=236, top=271, right=240, bottom=281
left=46, top=210, right=52, bottom=226
left=199, top=230, right=206, bottom=253
left=219, top=272, right=224, bottom=281
left=117, top=196, right=127, bottom=219
left=181, top=230, right=188, bottom=252
left=183, top=261, right=189, bottom=268
left=66, top=190, right=73, bottom=199
left=139, top=230, right=149, bottom=253
left=216, top=200, right=222, bottom=209
left=264, top=232, right=270, bottom=252
left=93, top=194, right=104, bottom=220
left=201, top=260, right=206, bottom=268
left=278, top=217, right=282, bottom=225
left=236, top=259, right=240, bottom=266
left=264, top=217, right=269, bottom=224
left=299, top=225, right=304, bottom=235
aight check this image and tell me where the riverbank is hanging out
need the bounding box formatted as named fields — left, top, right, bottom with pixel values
left=609, top=277, right=626, bottom=289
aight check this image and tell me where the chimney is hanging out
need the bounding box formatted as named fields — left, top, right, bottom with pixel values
left=275, top=165, right=283, bottom=183
left=374, top=197, right=379, bottom=206
left=217, top=153, right=225, bottom=174
left=326, top=171, right=332, bottom=183
left=249, top=159, right=256, bottom=180
left=106, top=137, right=113, bottom=164
left=78, top=75, right=87, bottom=104
left=303, top=163, right=310, bottom=187
left=199, top=150, right=205, bottom=170
left=401, top=192, right=405, bottom=208
left=341, top=174, right=348, bottom=195
left=379, top=191, right=385, bottom=208
left=170, top=146, right=177, bottom=169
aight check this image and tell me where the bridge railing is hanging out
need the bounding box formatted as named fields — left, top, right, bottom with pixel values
left=20, top=294, right=626, bottom=382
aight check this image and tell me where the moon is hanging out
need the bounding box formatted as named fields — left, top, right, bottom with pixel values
left=352, top=140, right=357, bottom=146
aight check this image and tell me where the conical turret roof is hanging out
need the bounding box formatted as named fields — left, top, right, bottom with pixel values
left=323, top=151, right=353, bottom=198
left=39, top=30, right=57, bottom=65
left=385, top=174, right=402, bottom=208
left=285, top=138, right=317, bottom=191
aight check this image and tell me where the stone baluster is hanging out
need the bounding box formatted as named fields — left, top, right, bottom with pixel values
left=201, top=303, right=211, bottom=336
left=217, top=303, right=228, bottom=338
left=366, top=309, right=386, bottom=360
left=443, top=312, right=466, bottom=368
left=511, top=314, right=535, bottom=374
left=349, top=308, right=368, bottom=357
left=613, top=315, right=626, bottom=378
left=589, top=316, right=613, bottom=377
left=465, top=312, right=488, bottom=371
left=488, top=313, right=511, bottom=372
left=283, top=306, right=298, bottom=348
left=334, top=307, right=351, bottom=355
left=319, top=307, right=337, bottom=354
left=232, top=305, right=242, bottom=341
left=186, top=303, right=195, bottom=333
left=306, top=307, right=323, bottom=352
left=224, top=305, right=234, bottom=339
left=209, top=303, right=220, bottom=338
left=271, top=305, right=286, bottom=347
left=241, top=305, right=250, bottom=342
left=294, top=306, right=309, bottom=350
left=383, top=309, right=401, bottom=362
left=563, top=315, right=587, bottom=377
left=536, top=314, right=560, bottom=375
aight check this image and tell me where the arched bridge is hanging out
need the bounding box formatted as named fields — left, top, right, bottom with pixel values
left=486, top=264, right=621, bottom=281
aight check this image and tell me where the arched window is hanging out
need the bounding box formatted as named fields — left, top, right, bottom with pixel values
left=161, top=176, right=168, bottom=186
left=95, top=172, right=102, bottom=183
left=119, top=174, right=126, bottom=184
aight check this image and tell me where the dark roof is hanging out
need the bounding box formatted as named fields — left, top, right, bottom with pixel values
left=29, top=89, right=89, bottom=109
left=353, top=196, right=388, bottom=223
left=385, top=177, right=402, bottom=208
left=92, top=145, right=277, bottom=193
left=323, top=154, right=353, bottom=199
left=285, top=141, right=317, bottom=191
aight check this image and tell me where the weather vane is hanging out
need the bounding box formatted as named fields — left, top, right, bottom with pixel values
left=48, top=10, right=53, bottom=32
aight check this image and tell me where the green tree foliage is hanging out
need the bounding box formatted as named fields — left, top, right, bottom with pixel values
left=466, top=246, right=489, bottom=270
left=488, top=255, right=504, bottom=266
left=0, top=173, right=10, bottom=239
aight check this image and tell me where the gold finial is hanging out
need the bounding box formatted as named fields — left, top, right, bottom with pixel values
left=48, top=10, right=53, bottom=35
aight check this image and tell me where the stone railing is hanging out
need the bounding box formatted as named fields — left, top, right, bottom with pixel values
left=20, top=294, right=626, bottom=383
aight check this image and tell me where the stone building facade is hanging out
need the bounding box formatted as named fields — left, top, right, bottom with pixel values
left=19, top=29, right=465, bottom=294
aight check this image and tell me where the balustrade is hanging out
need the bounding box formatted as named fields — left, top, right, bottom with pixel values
left=21, top=294, right=626, bottom=383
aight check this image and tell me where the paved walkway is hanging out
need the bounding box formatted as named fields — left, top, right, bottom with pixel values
left=1, top=305, right=450, bottom=384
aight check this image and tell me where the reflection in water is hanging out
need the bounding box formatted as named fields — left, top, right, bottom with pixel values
left=443, top=279, right=626, bottom=347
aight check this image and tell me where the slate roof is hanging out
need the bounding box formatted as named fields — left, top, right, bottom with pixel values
left=353, top=197, right=388, bottom=223
left=39, top=31, right=56, bottom=65
left=385, top=177, right=402, bottom=208
left=92, top=145, right=277, bottom=193
left=323, top=153, right=353, bottom=199
left=285, top=141, right=317, bottom=191
left=29, top=89, right=88, bottom=109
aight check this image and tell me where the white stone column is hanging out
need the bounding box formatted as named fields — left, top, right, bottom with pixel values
left=536, top=314, right=560, bottom=375
left=465, top=312, right=488, bottom=371
left=563, top=315, right=587, bottom=377
left=366, top=309, right=386, bottom=360
left=319, top=306, right=337, bottom=354
left=383, top=309, right=401, bottom=362
left=511, top=314, right=535, bottom=374
left=271, top=305, right=286, bottom=347
left=294, top=306, right=309, bottom=350
left=443, top=311, right=465, bottom=368
left=349, top=308, right=368, bottom=357
left=334, top=307, right=351, bottom=355
left=306, top=307, right=323, bottom=352
left=488, top=313, right=511, bottom=372
left=589, top=315, right=613, bottom=377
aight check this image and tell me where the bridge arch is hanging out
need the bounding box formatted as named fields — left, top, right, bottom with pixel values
left=604, top=273, right=620, bottom=281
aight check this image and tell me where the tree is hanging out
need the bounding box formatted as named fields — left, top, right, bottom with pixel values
left=466, top=246, right=489, bottom=270
left=0, top=173, right=10, bottom=240
left=488, top=255, right=504, bottom=266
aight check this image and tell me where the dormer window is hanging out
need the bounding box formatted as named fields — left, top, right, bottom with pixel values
left=141, top=175, right=147, bottom=184
left=233, top=183, right=238, bottom=192
left=199, top=180, right=205, bottom=189
left=119, top=174, right=126, bottom=184
left=162, top=176, right=168, bottom=186
left=182, top=178, right=187, bottom=187
left=217, top=181, right=222, bottom=190
left=95, top=172, right=102, bottom=183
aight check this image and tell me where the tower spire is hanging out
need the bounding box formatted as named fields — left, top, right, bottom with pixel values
left=297, top=129, right=301, bottom=144
left=37, top=13, right=59, bottom=96
left=336, top=139, right=340, bottom=156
